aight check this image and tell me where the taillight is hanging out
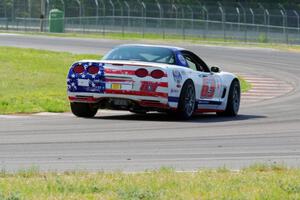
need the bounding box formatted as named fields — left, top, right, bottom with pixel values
left=135, top=68, right=148, bottom=78
left=151, top=70, right=164, bottom=79
left=73, top=65, right=85, bottom=74
left=87, top=66, right=99, bottom=74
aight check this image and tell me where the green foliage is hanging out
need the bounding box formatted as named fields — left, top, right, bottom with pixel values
left=258, top=33, right=268, bottom=43
left=0, top=47, right=99, bottom=114
left=0, top=164, right=300, bottom=199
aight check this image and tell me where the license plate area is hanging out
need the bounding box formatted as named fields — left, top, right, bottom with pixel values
left=111, top=98, right=129, bottom=106
left=106, top=83, right=132, bottom=90
left=111, top=83, right=121, bottom=90
left=78, top=79, right=90, bottom=87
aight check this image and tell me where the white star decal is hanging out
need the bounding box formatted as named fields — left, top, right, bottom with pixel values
left=81, top=74, right=86, bottom=78
left=71, top=74, right=75, bottom=78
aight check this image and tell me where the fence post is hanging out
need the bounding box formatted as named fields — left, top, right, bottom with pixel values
left=187, top=5, right=194, bottom=30
left=202, top=6, right=208, bottom=39
left=249, top=8, right=254, bottom=24
left=116, top=0, right=124, bottom=37
left=265, top=9, right=270, bottom=42
left=40, top=0, right=46, bottom=32
left=94, top=0, right=99, bottom=29
left=98, top=0, right=105, bottom=36
left=181, top=8, right=185, bottom=40
left=237, top=3, right=247, bottom=42
left=124, top=1, right=130, bottom=27
left=218, top=2, right=225, bottom=41
left=109, top=0, right=115, bottom=26
left=172, top=4, right=178, bottom=29
left=293, top=10, right=299, bottom=34
left=236, top=7, right=240, bottom=31
left=156, top=0, right=164, bottom=39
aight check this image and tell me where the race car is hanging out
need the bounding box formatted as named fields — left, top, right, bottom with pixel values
left=67, top=44, right=240, bottom=119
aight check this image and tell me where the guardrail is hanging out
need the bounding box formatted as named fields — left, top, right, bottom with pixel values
left=1, top=16, right=300, bottom=45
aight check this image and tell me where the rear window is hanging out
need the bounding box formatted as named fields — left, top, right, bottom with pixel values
left=103, top=46, right=175, bottom=64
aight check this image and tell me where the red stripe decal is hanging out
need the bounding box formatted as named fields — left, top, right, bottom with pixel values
left=104, top=68, right=167, bottom=77
left=139, top=101, right=169, bottom=109
left=104, top=69, right=135, bottom=75
left=105, top=78, right=134, bottom=83
left=105, top=89, right=168, bottom=98
left=68, top=96, right=99, bottom=103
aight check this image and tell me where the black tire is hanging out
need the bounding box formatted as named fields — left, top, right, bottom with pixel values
left=70, top=102, right=98, bottom=118
left=217, top=79, right=240, bottom=117
left=177, top=80, right=196, bottom=120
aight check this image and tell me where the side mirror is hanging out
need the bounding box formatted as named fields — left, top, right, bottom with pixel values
left=211, top=66, right=220, bottom=73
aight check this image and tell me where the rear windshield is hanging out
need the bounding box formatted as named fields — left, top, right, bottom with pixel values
left=103, top=46, right=176, bottom=64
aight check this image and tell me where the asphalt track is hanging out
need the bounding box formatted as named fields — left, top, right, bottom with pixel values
left=1, top=34, right=300, bottom=172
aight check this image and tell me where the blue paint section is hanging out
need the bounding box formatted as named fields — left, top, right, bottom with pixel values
left=168, top=96, right=179, bottom=103
left=174, top=50, right=188, bottom=67
left=197, top=100, right=222, bottom=105
left=168, top=97, right=221, bottom=105
left=67, top=62, right=106, bottom=94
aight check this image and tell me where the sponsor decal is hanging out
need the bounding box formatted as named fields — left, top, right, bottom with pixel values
left=140, top=81, right=159, bottom=92
left=201, top=76, right=216, bottom=99
left=172, top=70, right=182, bottom=88
left=170, top=88, right=180, bottom=94
left=178, top=54, right=187, bottom=66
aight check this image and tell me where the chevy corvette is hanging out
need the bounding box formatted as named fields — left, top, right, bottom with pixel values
left=67, top=44, right=240, bottom=119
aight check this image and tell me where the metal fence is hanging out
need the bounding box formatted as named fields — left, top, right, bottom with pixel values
left=2, top=16, right=299, bottom=44
left=0, top=1, right=300, bottom=44
left=1, top=1, right=300, bottom=27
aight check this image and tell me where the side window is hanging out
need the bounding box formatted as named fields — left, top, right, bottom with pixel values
left=183, top=55, right=198, bottom=71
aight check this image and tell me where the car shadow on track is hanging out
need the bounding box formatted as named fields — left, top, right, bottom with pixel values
left=94, top=112, right=266, bottom=123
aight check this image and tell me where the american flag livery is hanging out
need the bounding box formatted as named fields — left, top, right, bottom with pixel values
left=67, top=44, right=240, bottom=119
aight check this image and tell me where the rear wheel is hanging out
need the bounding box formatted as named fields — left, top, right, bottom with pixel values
left=70, top=102, right=98, bottom=118
left=217, top=79, right=240, bottom=117
left=177, top=80, right=196, bottom=120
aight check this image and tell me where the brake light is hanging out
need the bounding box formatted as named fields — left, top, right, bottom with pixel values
left=73, top=65, right=85, bottom=74
left=87, top=66, right=99, bottom=74
left=151, top=70, right=164, bottom=79
left=135, top=68, right=148, bottom=78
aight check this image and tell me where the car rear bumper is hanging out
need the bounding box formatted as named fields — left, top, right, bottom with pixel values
left=68, top=91, right=169, bottom=110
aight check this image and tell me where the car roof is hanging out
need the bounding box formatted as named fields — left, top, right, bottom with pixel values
left=116, top=44, right=186, bottom=51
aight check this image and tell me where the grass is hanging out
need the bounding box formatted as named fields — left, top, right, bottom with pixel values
left=0, top=164, right=300, bottom=199
left=4, top=30, right=300, bottom=53
left=0, top=47, right=249, bottom=114
left=239, top=76, right=252, bottom=93
left=0, top=47, right=99, bottom=114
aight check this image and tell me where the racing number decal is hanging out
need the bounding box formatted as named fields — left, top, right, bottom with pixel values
left=201, top=76, right=216, bottom=99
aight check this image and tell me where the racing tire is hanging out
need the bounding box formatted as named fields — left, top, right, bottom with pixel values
left=70, top=102, right=98, bottom=118
left=217, top=79, right=240, bottom=117
left=177, top=80, right=196, bottom=120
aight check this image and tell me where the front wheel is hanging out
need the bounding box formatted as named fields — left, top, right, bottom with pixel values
left=177, top=80, right=196, bottom=120
left=70, top=102, right=98, bottom=118
left=217, top=79, right=240, bottom=117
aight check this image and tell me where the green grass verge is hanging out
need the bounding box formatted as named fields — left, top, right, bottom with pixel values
left=239, top=76, right=252, bottom=93
left=0, top=47, right=249, bottom=114
left=0, top=47, right=99, bottom=114
left=0, top=164, right=299, bottom=200
left=4, top=30, right=300, bottom=53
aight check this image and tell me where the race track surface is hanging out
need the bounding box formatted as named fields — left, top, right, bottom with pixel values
left=1, top=34, right=300, bottom=172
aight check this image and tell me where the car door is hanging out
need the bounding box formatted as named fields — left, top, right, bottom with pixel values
left=181, top=51, right=223, bottom=110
